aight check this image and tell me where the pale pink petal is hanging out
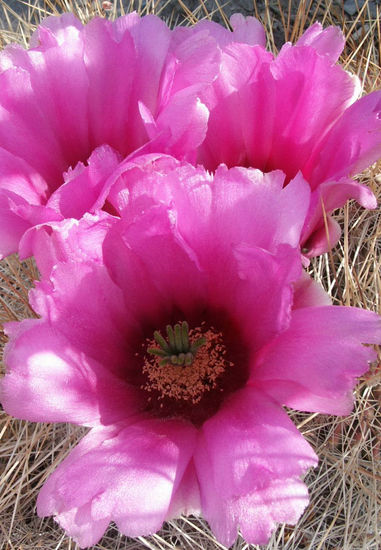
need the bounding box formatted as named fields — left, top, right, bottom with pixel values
left=29, top=12, right=83, bottom=48
left=140, top=27, right=220, bottom=157
left=296, top=22, right=345, bottom=62
left=177, top=14, right=265, bottom=48
left=239, top=478, right=311, bottom=545
left=37, top=419, right=196, bottom=546
left=0, top=320, right=140, bottom=426
left=194, top=387, right=317, bottom=547
left=105, top=152, right=181, bottom=215
left=166, top=27, right=221, bottom=95
left=255, top=307, right=381, bottom=414
left=230, top=13, right=266, bottom=47
left=50, top=505, right=109, bottom=549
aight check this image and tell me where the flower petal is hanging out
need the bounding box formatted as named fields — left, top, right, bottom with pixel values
left=295, top=22, right=345, bottom=62
left=306, top=90, right=381, bottom=186
left=0, top=191, right=34, bottom=258
left=255, top=306, right=381, bottom=414
left=292, top=271, right=332, bottom=309
left=28, top=260, right=137, bottom=378
left=0, top=67, right=67, bottom=186
left=103, top=203, right=207, bottom=324
left=0, top=189, right=62, bottom=259
left=0, top=319, right=140, bottom=426
left=166, top=460, right=201, bottom=520
left=178, top=14, right=265, bottom=48
left=194, top=387, right=317, bottom=547
left=46, top=145, right=121, bottom=219
left=37, top=418, right=196, bottom=546
left=199, top=40, right=358, bottom=179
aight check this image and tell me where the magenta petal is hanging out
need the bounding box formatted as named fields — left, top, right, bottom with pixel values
left=292, top=271, right=332, bottom=309
left=306, top=90, right=381, bottom=186
left=166, top=460, right=201, bottom=520
left=172, top=165, right=310, bottom=260
left=119, top=14, right=171, bottom=114
left=230, top=244, right=301, bottom=350
left=301, top=178, right=377, bottom=255
left=46, top=145, right=121, bottom=219
left=0, top=189, right=62, bottom=259
left=82, top=18, right=137, bottom=154
left=199, top=38, right=358, bottom=180
left=153, top=89, right=209, bottom=158
left=28, top=260, right=136, bottom=378
left=0, top=27, right=90, bottom=182
left=302, top=213, right=342, bottom=257
left=255, top=307, right=381, bottom=414
left=103, top=204, right=207, bottom=322
left=295, top=22, right=345, bottom=62
left=0, top=320, right=140, bottom=426
left=195, top=387, right=317, bottom=547
left=19, top=212, right=114, bottom=278
left=0, top=147, right=48, bottom=203
left=266, top=44, right=357, bottom=179
left=0, top=191, right=33, bottom=258
left=319, top=179, right=377, bottom=211
left=0, top=68, right=66, bottom=186
left=37, top=419, right=196, bottom=546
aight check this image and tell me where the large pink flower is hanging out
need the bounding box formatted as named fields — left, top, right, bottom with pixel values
left=0, top=11, right=226, bottom=258
left=1, top=159, right=380, bottom=547
left=193, top=20, right=381, bottom=255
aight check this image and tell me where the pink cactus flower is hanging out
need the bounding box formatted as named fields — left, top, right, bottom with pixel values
left=0, top=11, right=222, bottom=258
left=193, top=20, right=381, bottom=256
left=2, top=13, right=379, bottom=262
left=2, top=159, right=380, bottom=547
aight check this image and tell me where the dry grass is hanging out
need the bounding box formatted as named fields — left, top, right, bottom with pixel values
left=0, top=0, right=380, bottom=549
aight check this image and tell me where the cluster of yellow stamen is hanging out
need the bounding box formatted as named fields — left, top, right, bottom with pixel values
left=141, top=321, right=232, bottom=404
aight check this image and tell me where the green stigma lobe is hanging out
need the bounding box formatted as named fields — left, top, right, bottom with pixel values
left=148, top=321, right=205, bottom=367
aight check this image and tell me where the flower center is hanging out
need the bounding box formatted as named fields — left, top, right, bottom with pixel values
left=142, top=321, right=232, bottom=405
left=147, top=321, right=206, bottom=366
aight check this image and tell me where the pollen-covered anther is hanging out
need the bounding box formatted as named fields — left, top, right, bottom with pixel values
left=142, top=325, right=230, bottom=404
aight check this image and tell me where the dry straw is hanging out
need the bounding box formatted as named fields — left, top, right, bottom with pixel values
left=0, top=1, right=380, bottom=549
